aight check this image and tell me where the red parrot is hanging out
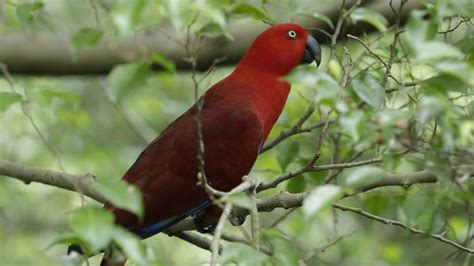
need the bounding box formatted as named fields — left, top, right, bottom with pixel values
left=70, top=23, right=321, bottom=264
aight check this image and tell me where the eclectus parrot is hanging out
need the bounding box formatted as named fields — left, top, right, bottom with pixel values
left=72, top=23, right=321, bottom=265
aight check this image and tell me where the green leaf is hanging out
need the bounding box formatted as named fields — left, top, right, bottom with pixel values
left=339, top=110, right=365, bottom=142
left=424, top=73, right=466, bottom=94
left=70, top=28, right=103, bottom=60
left=197, top=22, right=233, bottom=40
left=69, top=207, right=115, bottom=253
left=150, top=52, right=176, bottom=73
left=276, top=141, right=299, bottom=171
left=38, top=89, right=80, bottom=106
left=106, top=62, right=151, bottom=103
left=343, top=166, right=386, bottom=188
left=417, top=96, right=446, bottom=127
left=112, top=227, right=151, bottom=265
left=94, top=179, right=144, bottom=218
left=287, top=176, right=306, bottom=193
left=405, top=10, right=439, bottom=45
left=351, top=74, right=385, bottom=109
left=350, top=7, right=388, bottom=32
left=16, top=2, right=44, bottom=23
left=468, top=101, right=474, bottom=116
left=297, top=12, right=334, bottom=29
left=219, top=192, right=253, bottom=210
left=363, top=195, right=389, bottom=215
left=111, top=0, right=147, bottom=37
left=0, top=92, right=22, bottom=112
left=228, top=3, right=268, bottom=20
left=286, top=66, right=342, bottom=108
left=417, top=41, right=464, bottom=60
left=221, top=243, right=270, bottom=266
left=303, top=185, right=342, bottom=218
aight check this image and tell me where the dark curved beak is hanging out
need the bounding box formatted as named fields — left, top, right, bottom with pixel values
left=301, top=35, right=321, bottom=67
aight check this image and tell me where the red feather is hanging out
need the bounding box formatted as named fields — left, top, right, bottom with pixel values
left=102, top=23, right=312, bottom=263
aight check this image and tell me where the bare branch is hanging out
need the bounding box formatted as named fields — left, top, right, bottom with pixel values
left=0, top=159, right=105, bottom=203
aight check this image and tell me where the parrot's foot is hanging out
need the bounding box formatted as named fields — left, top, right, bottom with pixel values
left=193, top=212, right=217, bottom=233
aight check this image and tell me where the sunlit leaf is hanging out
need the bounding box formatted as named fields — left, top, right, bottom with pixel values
left=150, top=52, right=176, bottom=73
left=111, top=0, right=147, bottom=37
left=106, top=62, right=151, bottom=103
left=303, top=185, right=342, bottom=218
left=70, top=28, right=103, bottom=60
left=38, top=89, right=80, bottom=106
left=0, top=92, right=22, bottom=112
left=16, top=2, right=44, bottom=23
left=297, top=12, right=334, bottom=29
left=339, top=110, right=365, bottom=142
left=417, top=41, right=464, bottom=60
left=351, top=74, right=385, bottom=109
left=221, top=243, right=270, bottom=266
left=219, top=192, right=253, bottom=210
left=69, top=207, right=115, bottom=253
left=350, top=7, right=388, bottom=32
left=112, top=227, right=151, bottom=265
left=228, top=3, right=268, bottom=20
left=468, top=101, right=474, bottom=115
left=343, top=166, right=386, bottom=188
left=94, top=179, right=144, bottom=218
left=416, top=96, right=446, bottom=127
left=197, top=22, right=233, bottom=40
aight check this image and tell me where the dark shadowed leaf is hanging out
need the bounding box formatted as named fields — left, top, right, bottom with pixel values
left=287, top=176, right=306, bottom=193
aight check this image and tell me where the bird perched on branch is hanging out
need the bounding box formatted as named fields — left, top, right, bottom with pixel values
left=73, top=23, right=321, bottom=265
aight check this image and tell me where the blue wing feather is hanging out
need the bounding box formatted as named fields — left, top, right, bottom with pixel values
left=132, top=200, right=212, bottom=238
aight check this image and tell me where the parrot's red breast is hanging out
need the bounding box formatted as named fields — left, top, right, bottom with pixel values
left=105, top=23, right=321, bottom=235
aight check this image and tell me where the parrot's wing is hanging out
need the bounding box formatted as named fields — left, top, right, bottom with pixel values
left=108, top=99, right=264, bottom=234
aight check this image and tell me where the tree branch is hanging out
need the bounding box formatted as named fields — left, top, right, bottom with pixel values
left=0, top=159, right=446, bottom=253
left=0, top=1, right=421, bottom=75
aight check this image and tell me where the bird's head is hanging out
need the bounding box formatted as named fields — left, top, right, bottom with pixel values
left=235, top=23, right=321, bottom=76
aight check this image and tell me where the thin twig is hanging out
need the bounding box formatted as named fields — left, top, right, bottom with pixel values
left=299, top=232, right=352, bottom=265
left=210, top=202, right=232, bottom=266
left=257, top=158, right=382, bottom=191
left=333, top=203, right=474, bottom=254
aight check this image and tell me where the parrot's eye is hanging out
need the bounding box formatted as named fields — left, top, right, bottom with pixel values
left=287, top=30, right=297, bottom=39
